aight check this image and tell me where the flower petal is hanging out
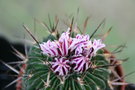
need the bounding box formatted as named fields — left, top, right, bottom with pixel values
left=92, top=39, right=105, bottom=55
left=51, top=57, right=71, bottom=76
left=71, top=55, right=91, bottom=73
left=40, top=40, right=59, bottom=57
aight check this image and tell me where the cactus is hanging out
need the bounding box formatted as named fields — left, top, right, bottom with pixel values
left=20, top=17, right=125, bottom=90
left=23, top=35, right=110, bottom=90
left=1, top=17, right=126, bottom=90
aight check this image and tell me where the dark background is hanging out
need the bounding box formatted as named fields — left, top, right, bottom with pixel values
left=0, top=37, right=25, bottom=90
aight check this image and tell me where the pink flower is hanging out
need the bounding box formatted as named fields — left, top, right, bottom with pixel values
left=51, top=57, right=71, bottom=76
left=92, top=39, right=105, bottom=55
left=40, top=40, right=59, bottom=57
left=59, top=28, right=70, bottom=43
left=71, top=55, right=92, bottom=73
left=40, top=30, right=71, bottom=57
left=57, top=30, right=71, bottom=56
left=69, top=34, right=90, bottom=54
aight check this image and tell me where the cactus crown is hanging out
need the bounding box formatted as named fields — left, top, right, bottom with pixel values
left=22, top=17, right=114, bottom=90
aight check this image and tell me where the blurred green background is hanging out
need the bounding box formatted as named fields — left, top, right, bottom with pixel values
left=0, top=0, right=135, bottom=83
